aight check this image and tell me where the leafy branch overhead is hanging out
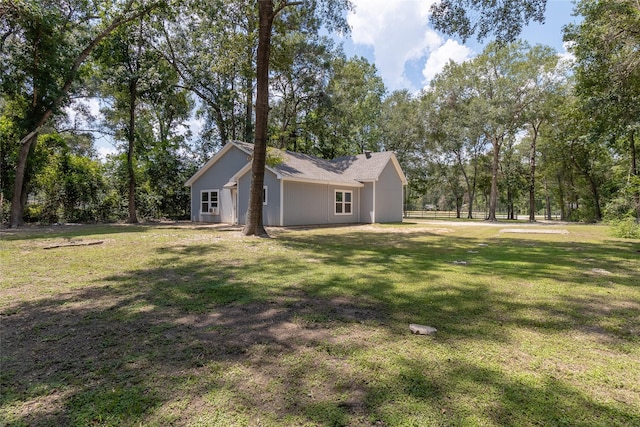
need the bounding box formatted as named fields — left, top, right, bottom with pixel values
left=430, top=0, right=547, bottom=42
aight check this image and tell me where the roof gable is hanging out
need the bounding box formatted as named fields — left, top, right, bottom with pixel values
left=184, top=141, right=252, bottom=187
left=185, top=141, right=407, bottom=187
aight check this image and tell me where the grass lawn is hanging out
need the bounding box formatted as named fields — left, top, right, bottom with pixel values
left=1, top=220, right=639, bottom=426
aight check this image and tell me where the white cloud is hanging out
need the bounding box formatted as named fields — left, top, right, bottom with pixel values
left=346, top=0, right=474, bottom=91
left=97, top=144, right=118, bottom=161
left=558, top=41, right=576, bottom=65
left=422, top=39, right=473, bottom=85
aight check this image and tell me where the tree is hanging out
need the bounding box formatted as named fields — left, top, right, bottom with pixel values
left=499, top=135, right=528, bottom=220
left=379, top=90, right=425, bottom=185
left=565, top=0, right=640, bottom=222
left=269, top=10, right=338, bottom=152
left=425, top=61, right=488, bottom=218
left=517, top=45, right=567, bottom=221
left=423, top=41, right=566, bottom=221
left=243, top=0, right=351, bottom=237
left=471, top=42, right=532, bottom=221
left=35, top=134, right=104, bottom=223
left=2, top=0, right=165, bottom=227
left=321, top=56, right=385, bottom=157
left=158, top=0, right=257, bottom=149
left=429, top=0, right=547, bottom=42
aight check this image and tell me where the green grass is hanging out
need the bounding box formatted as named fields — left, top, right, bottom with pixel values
left=1, top=221, right=638, bottom=426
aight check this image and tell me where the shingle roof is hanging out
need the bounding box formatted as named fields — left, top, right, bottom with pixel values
left=331, top=152, right=396, bottom=182
left=230, top=141, right=404, bottom=186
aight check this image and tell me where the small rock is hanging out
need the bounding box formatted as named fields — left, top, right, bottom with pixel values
left=409, top=324, right=437, bottom=335
left=452, top=260, right=468, bottom=265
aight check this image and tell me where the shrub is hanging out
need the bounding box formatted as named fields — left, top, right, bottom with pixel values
left=609, top=217, right=640, bottom=239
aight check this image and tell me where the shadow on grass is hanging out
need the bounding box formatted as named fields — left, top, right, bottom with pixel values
left=1, top=227, right=638, bottom=426
left=0, top=223, right=152, bottom=242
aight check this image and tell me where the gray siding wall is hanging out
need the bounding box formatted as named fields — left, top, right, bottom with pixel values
left=282, top=181, right=360, bottom=226
left=374, top=161, right=404, bottom=223
left=237, top=169, right=281, bottom=226
left=190, top=145, right=249, bottom=223
left=360, top=182, right=374, bottom=223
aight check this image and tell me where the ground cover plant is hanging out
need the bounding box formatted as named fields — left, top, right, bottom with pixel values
left=1, top=221, right=639, bottom=426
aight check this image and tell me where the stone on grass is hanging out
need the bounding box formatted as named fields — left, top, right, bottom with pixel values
left=409, top=324, right=437, bottom=335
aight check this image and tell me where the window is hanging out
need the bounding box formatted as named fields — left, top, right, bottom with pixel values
left=201, top=190, right=219, bottom=214
left=263, top=186, right=268, bottom=205
left=335, top=190, right=352, bottom=215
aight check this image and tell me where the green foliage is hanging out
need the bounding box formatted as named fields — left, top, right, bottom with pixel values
left=265, top=147, right=285, bottom=167
left=609, top=217, right=640, bottom=239
left=430, top=0, right=547, bottom=42
left=564, top=0, right=640, bottom=222
left=31, top=134, right=105, bottom=223
left=314, top=56, right=386, bottom=158
left=424, top=41, right=564, bottom=220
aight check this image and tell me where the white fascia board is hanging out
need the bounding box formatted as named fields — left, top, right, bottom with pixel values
left=232, top=162, right=283, bottom=181
left=390, top=154, right=408, bottom=185
left=281, top=176, right=364, bottom=188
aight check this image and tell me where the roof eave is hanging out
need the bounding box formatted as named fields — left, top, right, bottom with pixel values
left=281, top=176, right=364, bottom=187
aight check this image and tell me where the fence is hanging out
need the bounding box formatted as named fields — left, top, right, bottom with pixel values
left=404, top=210, right=563, bottom=221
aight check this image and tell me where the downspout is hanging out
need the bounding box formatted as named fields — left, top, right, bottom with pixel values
left=402, top=183, right=405, bottom=220
left=327, top=184, right=330, bottom=223
left=358, top=187, right=360, bottom=223
left=372, top=181, right=376, bottom=223
left=280, top=179, right=284, bottom=226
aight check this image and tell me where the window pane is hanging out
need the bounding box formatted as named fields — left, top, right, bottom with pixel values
left=201, top=202, right=208, bottom=212
left=201, top=192, right=209, bottom=202
left=345, top=192, right=351, bottom=203
left=336, top=191, right=343, bottom=202
left=345, top=203, right=351, bottom=213
left=336, top=203, right=342, bottom=213
left=211, top=192, right=218, bottom=202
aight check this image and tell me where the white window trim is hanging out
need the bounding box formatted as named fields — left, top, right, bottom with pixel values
left=334, top=190, right=353, bottom=216
left=200, top=189, right=220, bottom=214
left=263, top=185, right=268, bottom=206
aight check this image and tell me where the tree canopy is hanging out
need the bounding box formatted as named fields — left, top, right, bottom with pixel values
left=1, top=0, right=637, bottom=235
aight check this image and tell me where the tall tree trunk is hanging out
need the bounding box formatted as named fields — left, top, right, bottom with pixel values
left=631, top=129, right=639, bottom=223
left=245, top=32, right=254, bottom=144
left=572, top=151, right=602, bottom=221
left=9, top=131, right=42, bottom=226
left=467, top=187, right=476, bottom=219
left=456, top=150, right=477, bottom=219
left=544, top=177, right=552, bottom=220
left=487, top=136, right=501, bottom=221
left=528, top=122, right=540, bottom=222
left=213, top=104, right=229, bottom=145
left=243, top=0, right=275, bottom=237
left=588, top=174, right=602, bottom=221
left=557, top=174, right=566, bottom=220
left=127, top=81, right=138, bottom=224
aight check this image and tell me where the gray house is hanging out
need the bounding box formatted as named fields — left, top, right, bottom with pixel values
left=185, top=141, right=407, bottom=226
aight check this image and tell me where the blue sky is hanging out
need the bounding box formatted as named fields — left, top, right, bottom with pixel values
left=340, top=0, right=579, bottom=92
